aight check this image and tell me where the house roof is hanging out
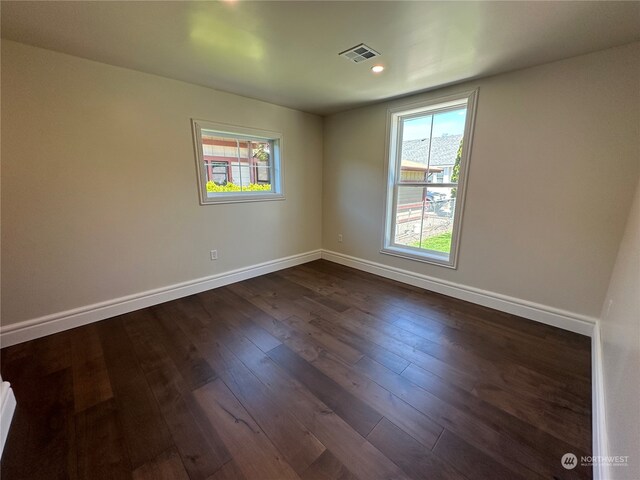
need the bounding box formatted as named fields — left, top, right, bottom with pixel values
left=401, top=134, right=463, bottom=167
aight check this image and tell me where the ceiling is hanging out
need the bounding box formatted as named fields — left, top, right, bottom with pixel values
left=2, top=1, right=639, bottom=115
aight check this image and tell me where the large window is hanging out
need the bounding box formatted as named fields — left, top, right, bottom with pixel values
left=192, top=120, right=283, bottom=204
left=382, top=90, right=478, bottom=268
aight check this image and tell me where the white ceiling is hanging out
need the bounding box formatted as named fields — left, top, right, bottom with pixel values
left=2, top=1, right=639, bottom=115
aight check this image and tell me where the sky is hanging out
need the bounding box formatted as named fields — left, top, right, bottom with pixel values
left=403, top=108, right=466, bottom=141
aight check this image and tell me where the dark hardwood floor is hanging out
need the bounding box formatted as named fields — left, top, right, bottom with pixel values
left=0, top=260, right=592, bottom=480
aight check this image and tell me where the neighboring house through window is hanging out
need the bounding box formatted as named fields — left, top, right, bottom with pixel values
left=382, top=90, right=478, bottom=267
left=192, top=119, right=284, bottom=204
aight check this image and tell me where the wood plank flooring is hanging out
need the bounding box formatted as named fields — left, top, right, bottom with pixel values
left=0, top=260, right=592, bottom=479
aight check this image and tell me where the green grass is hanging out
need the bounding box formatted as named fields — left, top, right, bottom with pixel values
left=412, top=232, right=452, bottom=253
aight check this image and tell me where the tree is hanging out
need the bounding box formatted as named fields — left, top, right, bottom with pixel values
left=252, top=144, right=270, bottom=162
left=451, top=139, right=462, bottom=198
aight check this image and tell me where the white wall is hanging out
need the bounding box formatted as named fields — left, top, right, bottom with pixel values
left=1, top=40, right=323, bottom=326
left=600, top=178, right=640, bottom=479
left=322, top=42, right=640, bottom=318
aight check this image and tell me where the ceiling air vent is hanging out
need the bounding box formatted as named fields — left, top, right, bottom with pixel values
left=339, top=43, right=380, bottom=63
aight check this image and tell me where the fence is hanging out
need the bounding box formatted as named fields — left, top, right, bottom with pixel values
left=395, top=198, right=455, bottom=246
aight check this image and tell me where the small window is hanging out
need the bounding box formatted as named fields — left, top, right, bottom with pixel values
left=192, top=120, right=284, bottom=204
left=382, top=90, right=478, bottom=268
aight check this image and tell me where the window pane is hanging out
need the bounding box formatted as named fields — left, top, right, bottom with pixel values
left=428, top=108, right=466, bottom=184
left=201, top=134, right=238, bottom=197
left=394, top=186, right=457, bottom=255
left=201, top=134, right=276, bottom=196
left=394, top=186, right=426, bottom=247
left=400, top=115, right=433, bottom=183
left=416, top=186, right=456, bottom=255
left=247, top=140, right=273, bottom=192
left=201, top=133, right=233, bottom=158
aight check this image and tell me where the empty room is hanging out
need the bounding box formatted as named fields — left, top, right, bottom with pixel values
left=1, top=1, right=639, bottom=479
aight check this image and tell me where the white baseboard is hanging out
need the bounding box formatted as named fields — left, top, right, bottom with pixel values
left=0, top=249, right=322, bottom=347
left=321, top=250, right=597, bottom=336
left=0, top=381, right=16, bottom=459
left=591, top=323, right=610, bottom=480
left=0, top=247, right=608, bottom=476
left=1, top=248, right=595, bottom=345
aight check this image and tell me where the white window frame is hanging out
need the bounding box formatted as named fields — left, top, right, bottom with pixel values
left=381, top=89, right=478, bottom=268
left=191, top=119, right=284, bottom=205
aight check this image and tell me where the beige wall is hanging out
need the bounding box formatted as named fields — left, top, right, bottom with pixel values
left=2, top=40, right=639, bottom=326
left=600, top=178, right=640, bottom=479
left=1, top=40, right=323, bottom=326
left=322, top=43, right=640, bottom=318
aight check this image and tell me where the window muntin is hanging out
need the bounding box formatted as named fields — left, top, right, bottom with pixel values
left=192, top=120, right=283, bottom=204
left=383, top=90, right=478, bottom=268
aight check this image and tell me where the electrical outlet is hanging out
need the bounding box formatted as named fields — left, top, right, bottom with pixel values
left=338, top=234, right=343, bottom=243
left=210, top=249, right=218, bottom=260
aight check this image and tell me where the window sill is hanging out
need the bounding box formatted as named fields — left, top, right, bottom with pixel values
left=380, top=245, right=457, bottom=269
left=200, top=193, right=285, bottom=205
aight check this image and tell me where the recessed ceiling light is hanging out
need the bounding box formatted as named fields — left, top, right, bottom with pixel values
left=371, top=65, right=384, bottom=73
